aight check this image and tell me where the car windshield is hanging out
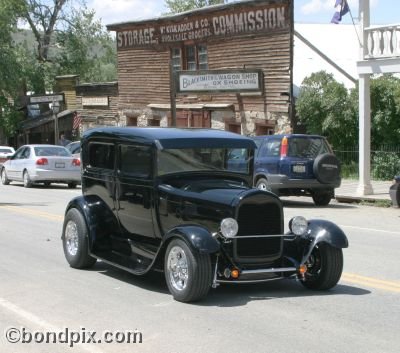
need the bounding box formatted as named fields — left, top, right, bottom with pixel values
left=288, top=137, right=331, bottom=158
left=157, top=147, right=252, bottom=176
left=34, top=146, right=71, bottom=157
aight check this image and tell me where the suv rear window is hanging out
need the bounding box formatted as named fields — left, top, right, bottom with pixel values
left=287, top=137, right=331, bottom=158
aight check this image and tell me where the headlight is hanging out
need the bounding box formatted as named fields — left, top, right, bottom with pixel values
left=289, top=216, right=308, bottom=236
left=220, top=218, right=238, bottom=238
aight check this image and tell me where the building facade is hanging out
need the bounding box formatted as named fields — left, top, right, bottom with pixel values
left=107, top=0, right=294, bottom=135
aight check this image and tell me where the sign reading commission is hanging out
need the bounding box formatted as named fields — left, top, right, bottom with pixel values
left=176, top=69, right=263, bottom=94
left=113, top=0, right=290, bottom=49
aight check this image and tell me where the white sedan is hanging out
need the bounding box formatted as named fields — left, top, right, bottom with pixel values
left=0, top=146, right=15, bottom=165
left=0, top=144, right=81, bottom=188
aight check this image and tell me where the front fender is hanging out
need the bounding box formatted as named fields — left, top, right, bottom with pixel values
left=301, top=219, right=348, bottom=264
left=164, top=225, right=220, bottom=254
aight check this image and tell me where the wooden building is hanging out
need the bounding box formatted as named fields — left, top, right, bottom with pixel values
left=107, top=0, right=294, bottom=135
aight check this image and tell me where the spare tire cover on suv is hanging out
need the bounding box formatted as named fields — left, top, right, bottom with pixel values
left=313, top=153, right=341, bottom=184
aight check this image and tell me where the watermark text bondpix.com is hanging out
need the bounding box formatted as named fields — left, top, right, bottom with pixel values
left=4, top=327, right=143, bottom=347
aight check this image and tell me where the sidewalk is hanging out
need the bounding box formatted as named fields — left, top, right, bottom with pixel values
left=335, top=179, right=392, bottom=203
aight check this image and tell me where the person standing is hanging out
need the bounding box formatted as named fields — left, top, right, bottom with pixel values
left=59, top=134, right=71, bottom=146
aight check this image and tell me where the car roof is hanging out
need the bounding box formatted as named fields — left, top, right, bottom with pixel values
left=20, top=144, right=67, bottom=148
left=252, top=134, right=326, bottom=139
left=82, top=127, right=257, bottom=149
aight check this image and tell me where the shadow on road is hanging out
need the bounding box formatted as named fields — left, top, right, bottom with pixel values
left=90, top=261, right=370, bottom=307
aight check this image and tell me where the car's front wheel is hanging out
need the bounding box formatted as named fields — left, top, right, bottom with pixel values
left=164, top=238, right=212, bottom=302
left=301, top=243, right=343, bottom=290
left=1, top=168, right=10, bottom=185
left=62, top=208, right=97, bottom=269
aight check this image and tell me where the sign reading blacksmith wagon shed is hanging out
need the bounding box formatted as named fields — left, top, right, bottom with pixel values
left=177, top=69, right=263, bottom=93
left=114, top=0, right=290, bottom=49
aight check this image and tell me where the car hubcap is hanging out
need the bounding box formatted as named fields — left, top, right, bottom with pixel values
left=24, top=173, right=29, bottom=186
left=65, top=220, right=79, bottom=256
left=167, top=246, right=189, bottom=291
left=257, top=182, right=268, bottom=191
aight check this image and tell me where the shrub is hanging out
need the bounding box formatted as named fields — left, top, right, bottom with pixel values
left=372, top=152, right=400, bottom=180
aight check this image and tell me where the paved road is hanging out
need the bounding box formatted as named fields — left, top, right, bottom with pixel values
left=0, top=183, right=399, bottom=353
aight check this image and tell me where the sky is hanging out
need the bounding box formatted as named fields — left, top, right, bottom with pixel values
left=86, top=0, right=398, bottom=27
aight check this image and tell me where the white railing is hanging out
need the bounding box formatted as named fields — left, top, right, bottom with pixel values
left=365, top=24, right=400, bottom=59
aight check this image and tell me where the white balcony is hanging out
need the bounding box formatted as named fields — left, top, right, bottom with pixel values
left=364, top=24, right=400, bottom=59
left=357, top=24, right=400, bottom=75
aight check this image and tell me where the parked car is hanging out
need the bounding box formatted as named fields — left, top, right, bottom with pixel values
left=65, top=141, right=81, bottom=159
left=0, top=146, right=15, bottom=165
left=252, top=134, right=341, bottom=206
left=61, top=127, right=348, bottom=302
left=0, top=144, right=81, bottom=188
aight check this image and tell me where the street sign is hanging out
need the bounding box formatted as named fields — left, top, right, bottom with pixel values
left=29, top=94, right=64, bottom=104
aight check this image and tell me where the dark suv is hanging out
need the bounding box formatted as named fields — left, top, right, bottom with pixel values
left=61, top=127, right=348, bottom=302
left=252, top=134, right=341, bottom=206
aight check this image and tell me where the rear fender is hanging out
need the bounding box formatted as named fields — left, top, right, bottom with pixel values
left=63, top=195, right=119, bottom=251
left=301, top=219, right=348, bottom=264
left=164, top=225, right=220, bottom=254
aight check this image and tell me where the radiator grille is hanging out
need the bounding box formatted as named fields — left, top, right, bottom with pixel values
left=234, top=202, right=283, bottom=262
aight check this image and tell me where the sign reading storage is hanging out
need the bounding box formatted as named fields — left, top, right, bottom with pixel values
left=177, top=69, right=263, bottom=93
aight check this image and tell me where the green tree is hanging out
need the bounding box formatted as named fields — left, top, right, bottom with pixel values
left=369, top=75, right=400, bottom=146
left=165, top=0, right=226, bottom=14
left=56, top=7, right=116, bottom=82
left=0, top=0, right=27, bottom=138
left=296, top=71, right=357, bottom=148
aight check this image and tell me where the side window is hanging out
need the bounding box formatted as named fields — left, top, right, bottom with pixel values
left=22, top=148, right=31, bottom=159
left=88, top=143, right=115, bottom=169
left=13, top=148, right=26, bottom=159
left=119, top=145, right=152, bottom=178
left=260, top=140, right=280, bottom=157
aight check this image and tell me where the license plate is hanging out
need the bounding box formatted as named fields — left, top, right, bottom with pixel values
left=292, top=164, right=306, bottom=173
left=55, top=162, right=65, bottom=168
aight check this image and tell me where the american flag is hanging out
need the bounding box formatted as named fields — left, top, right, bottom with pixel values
left=73, top=112, right=82, bottom=130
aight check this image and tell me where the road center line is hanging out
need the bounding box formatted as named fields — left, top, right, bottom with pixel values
left=1, top=206, right=63, bottom=221
left=342, top=273, right=400, bottom=293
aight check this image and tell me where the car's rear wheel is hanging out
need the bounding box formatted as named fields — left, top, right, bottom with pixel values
left=301, top=243, right=343, bottom=290
left=312, top=190, right=333, bottom=206
left=1, top=168, right=10, bottom=185
left=68, top=182, right=77, bottom=189
left=256, top=178, right=271, bottom=192
left=23, top=170, right=32, bottom=188
left=62, top=208, right=97, bottom=269
left=164, top=238, right=212, bottom=302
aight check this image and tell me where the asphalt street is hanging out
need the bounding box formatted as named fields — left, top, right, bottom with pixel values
left=0, top=182, right=399, bottom=353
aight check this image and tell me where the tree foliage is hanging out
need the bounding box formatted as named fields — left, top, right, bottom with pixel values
left=296, top=71, right=400, bottom=149
left=369, top=75, right=400, bottom=146
left=0, top=0, right=116, bottom=139
left=165, top=0, right=226, bottom=14
left=296, top=71, right=357, bottom=148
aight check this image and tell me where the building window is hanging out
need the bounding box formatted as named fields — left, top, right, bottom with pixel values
left=171, top=45, right=208, bottom=71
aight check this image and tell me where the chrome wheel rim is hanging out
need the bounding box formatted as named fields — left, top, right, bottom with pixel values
left=65, top=220, right=79, bottom=256
left=1, top=170, right=5, bottom=183
left=257, top=182, right=268, bottom=191
left=167, top=246, right=189, bottom=291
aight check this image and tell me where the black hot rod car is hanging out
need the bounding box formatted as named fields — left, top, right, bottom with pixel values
left=62, top=127, right=348, bottom=302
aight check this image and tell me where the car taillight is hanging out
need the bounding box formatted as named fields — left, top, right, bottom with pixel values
left=280, top=137, right=288, bottom=157
left=72, top=159, right=80, bottom=166
left=36, top=158, right=48, bottom=165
